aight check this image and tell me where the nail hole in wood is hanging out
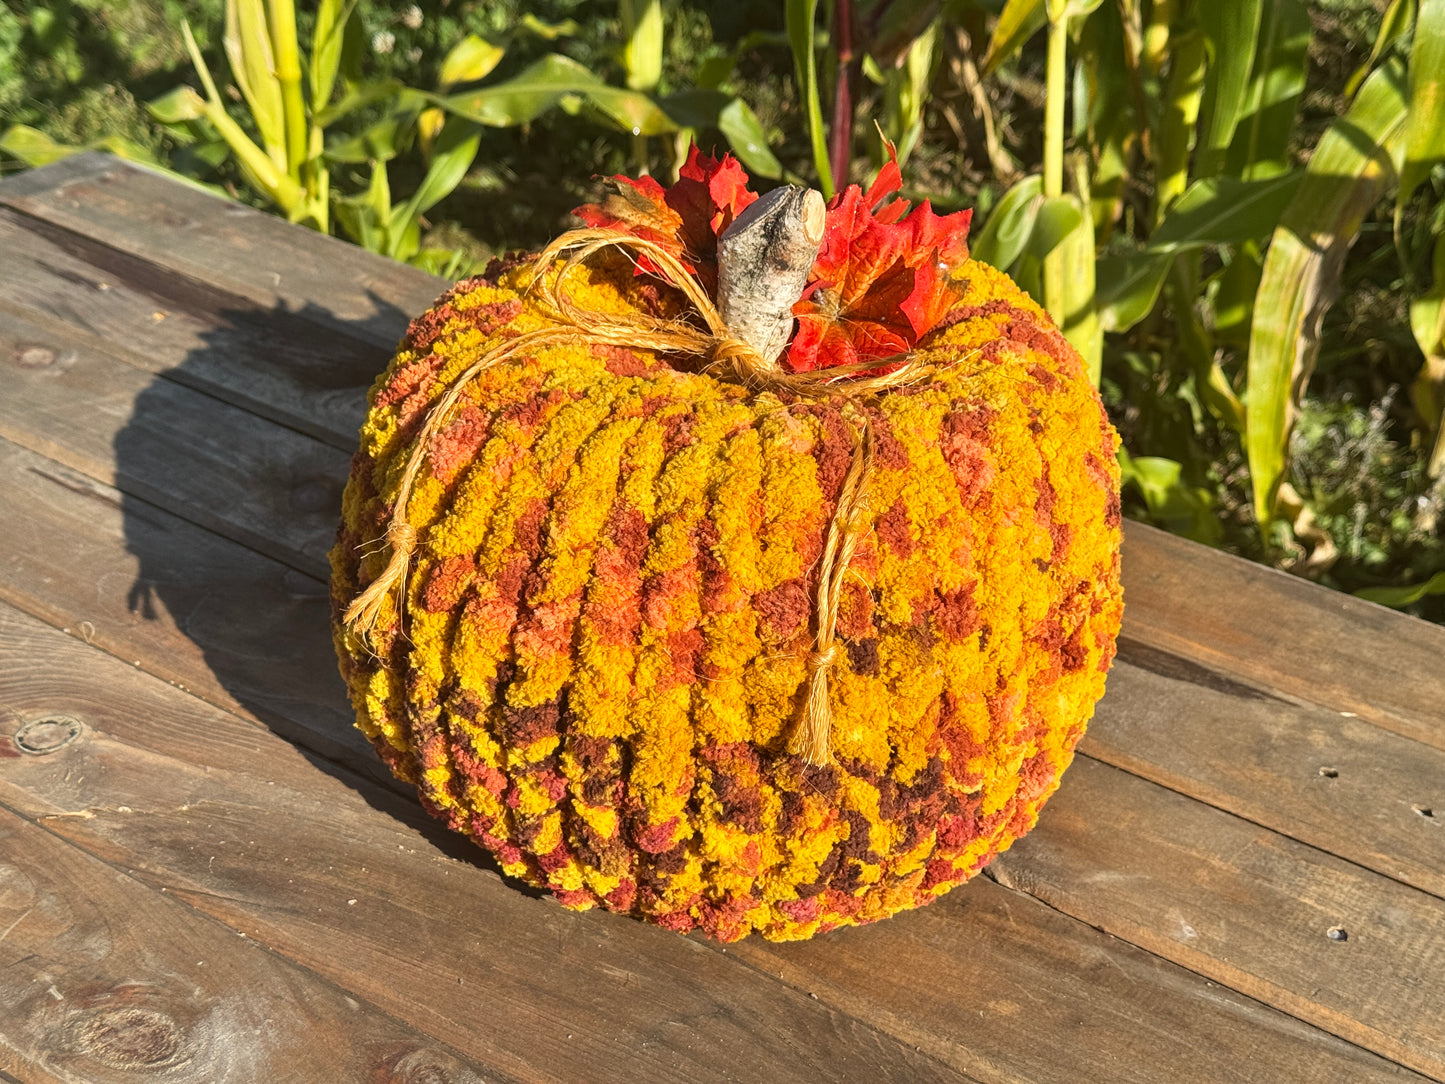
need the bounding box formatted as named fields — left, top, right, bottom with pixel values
left=1318, top=766, right=1338, bottom=778
left=14, top=716, right=83, bottom=755
left=1414, top=806, right=1435, bottom=819
left=1326, top=926, right=1348, bottom=942
left=14, top=343, right=57, bottom=368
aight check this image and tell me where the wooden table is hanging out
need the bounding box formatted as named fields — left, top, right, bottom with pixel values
left=1, top=153, right=1441, bottom=1084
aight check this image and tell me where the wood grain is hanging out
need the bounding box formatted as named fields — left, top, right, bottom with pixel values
left=0, top=601, right=972, bottom=1084
left=0, top=207, right=383, bottom=448
left=0, top=435, right=374, bottom=778
left=1122, top=523, right=1445, bottom=751
left=0, top=602, right=1422, bottom=1083
left=728, top=876, right=1421, bottom=1083
left=0, top=809, right=492, bottom=1083
left=0, top=305, right=345, bottom=578
left=990, top=756, right=1445, bottom=1078
left=0, top=153, right=444, bottom=347
left=1085, top=651, right=1445, bottom=900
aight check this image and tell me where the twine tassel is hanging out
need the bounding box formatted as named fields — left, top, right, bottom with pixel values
left=343, top=520, right=418, bottom=643
left=790, top=418, right=875, bottom=767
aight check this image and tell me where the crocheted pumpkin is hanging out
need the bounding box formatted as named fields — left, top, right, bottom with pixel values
left=331, top=150, right=1123, bottom=941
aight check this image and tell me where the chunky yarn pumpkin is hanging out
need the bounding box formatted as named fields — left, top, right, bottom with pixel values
left=331, top=154, right=1122, bottom=941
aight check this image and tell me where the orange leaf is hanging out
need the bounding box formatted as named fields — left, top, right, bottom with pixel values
left=785, top=159, right=972, bottom=374
left=573, top=147, right=758, bottom=287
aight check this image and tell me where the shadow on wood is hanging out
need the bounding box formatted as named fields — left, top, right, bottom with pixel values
left=108, top=288, right=544, bottom=888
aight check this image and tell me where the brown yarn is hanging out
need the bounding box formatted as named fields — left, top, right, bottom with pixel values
left=345, top=227, right=938, bottom=763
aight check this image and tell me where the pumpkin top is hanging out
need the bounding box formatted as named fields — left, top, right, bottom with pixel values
left=574, top=147, right=974, bottom=375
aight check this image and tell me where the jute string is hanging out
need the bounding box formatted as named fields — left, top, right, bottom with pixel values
left=344, top=227, right=939, bottom=766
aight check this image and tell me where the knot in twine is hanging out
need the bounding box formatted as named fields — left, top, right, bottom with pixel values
left=345, top=227, right=932, bottom=766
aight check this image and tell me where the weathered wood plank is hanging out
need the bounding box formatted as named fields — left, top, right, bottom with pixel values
left=0, top=436, right=372, bottom=778
left=0, top=153, right=445, bottom=346
left=1122, top=524, right=1445, bottom=751
left=0, top=602, right=972, bottom=1084
left=0, top=809, right=493, bottom=1083
left=1086, top=648, right=1445, bottom=901
left=0, top=306, right=346, bottom=579
left=730, top=875, right=1422, bottom=1084
left=990, top=756, right=1445, bottom=1079
left=0, top=207, right=383, bottom=448
left=0, top=602, right=1422, bottom=1083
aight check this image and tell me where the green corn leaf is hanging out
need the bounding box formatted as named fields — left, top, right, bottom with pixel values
left=179, top=17, right=303, bottom=213
left=181, top=17, right=224, bottom=105
left=1024, top=194, right=1084, bottom=260
left=1245, top=58, right=1409, bottom=527
left=311, top=0, right=359, bottom=109
left=1169, top=261, right=1245, bottom=432
left=0, top=124, right=92, bottom=166
left=972, top=174, right=1043, bottom=271
left=224, top=0, right=286, bottom=168
left=786, top=0, right=833, bottom=195
left=519, top=14, right=580, bottom=40
left=620, top=0, right=664, bottom=92
left=1078, top=1, right=1136, bottom=242
left=1225, top=0, right=1310, bottom=179
left=717, top=98, right=783, bottom=179
left=1355, top=571, right=1445, bottom=607
left=1097, top=172, right=1302, bottom=331
left=1345, top=0, right=1414, bottom=99
left=1150, top=171, right=1303, bottom=246
left=312, top=78, right=406, bottom=129
left=981, top=0, right=1046, bottom=77
left=438, top=54, right=672, bottom=134
left=1213, top=241, right=1264, bottom=345
left=1410, top=231, right=1445, bottom=476
left=1096, top=251, right=1173, bottom=332
left=1397, top=0, right=1445, bottom=214
left=438, top=34, right=505, bottom=90
left=1055, top=193, right=1101, bottom=386
left=1196, top=0, right=1262, bottom=178
left=393, top=117, right=482, bottom=225
left=1118, top=449, right=1224, bottom=545
left=325, top=112, right=407, bottom=163
left=147, top=85, right=209, bottom=125
left=1154, top=28, right=1206, bottom=218
left=333, top=161, right=388, bottom=253
left=653, top=90, right=782, bottom=177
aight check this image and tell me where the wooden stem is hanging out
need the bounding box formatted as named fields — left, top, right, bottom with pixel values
left=715, top=186, right=827, bottom=366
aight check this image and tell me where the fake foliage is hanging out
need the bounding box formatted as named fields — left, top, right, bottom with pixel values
left=331, top=151, right=1124, bottom=941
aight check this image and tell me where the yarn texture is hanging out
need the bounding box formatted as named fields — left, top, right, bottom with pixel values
left=331, top=155, right=1123, bottom=941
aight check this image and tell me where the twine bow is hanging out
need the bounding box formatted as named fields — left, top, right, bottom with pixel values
left=344, top=227, right=939, bottom=766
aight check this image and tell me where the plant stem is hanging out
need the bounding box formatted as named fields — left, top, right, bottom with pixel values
left=829, top=0, right=855, bottom=190
left=1041, top=2, right=1068, bottom=327
left=787, top=0, right=835, bottom=196
left=1043, top=5, right=1067, bottom=200
left=266, top=0, right=307, bottom=184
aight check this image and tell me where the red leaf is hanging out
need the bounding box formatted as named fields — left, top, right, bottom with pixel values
left=573, top=147, right=758, bottom=286
left=785, top=156, right=972, bottom=374
left=665, top=146, right=758, bottom=266
left=574, top=174, right=684, bottom=258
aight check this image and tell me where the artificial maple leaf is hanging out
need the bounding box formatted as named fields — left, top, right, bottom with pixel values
left=786, top=159, right=972, bottom=374
left=574, top=173, right=685, bottom=257
left=572, top=147, right=757, bottom=287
